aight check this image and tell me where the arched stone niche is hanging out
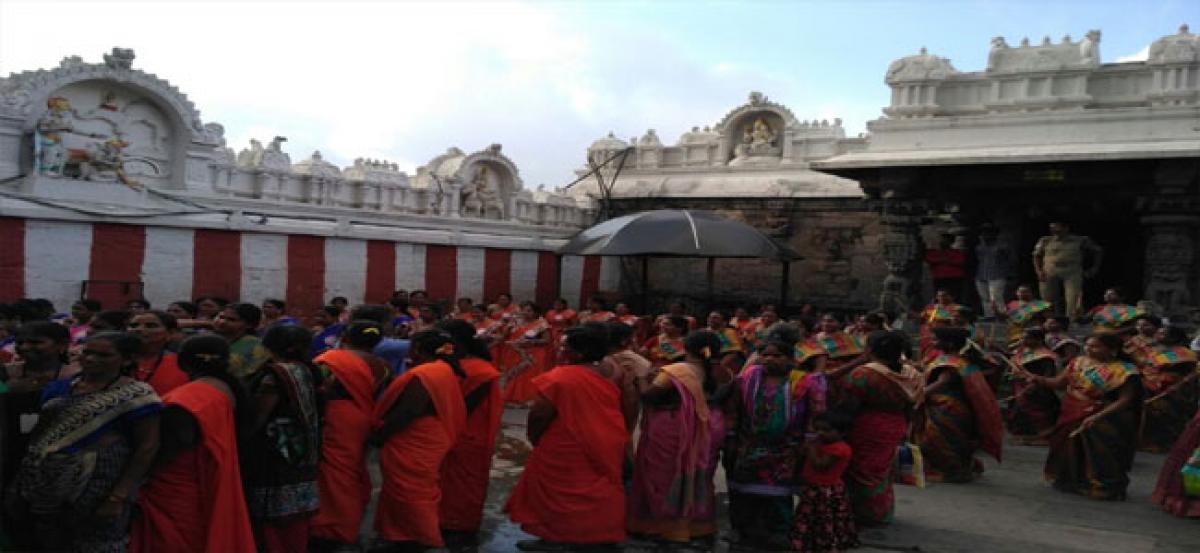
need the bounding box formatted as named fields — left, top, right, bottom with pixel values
left=713, top=92, right=798, bottom=167
left=457, top=145, right=523, bottom=220
left=23, top=80, right=177, bottom=186
left=725, top=109, right=787, bottom=166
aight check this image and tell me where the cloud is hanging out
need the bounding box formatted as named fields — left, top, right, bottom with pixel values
left=1116, top=45, right=1150, bottom=62
left=0, top=1, right=875, bottom=187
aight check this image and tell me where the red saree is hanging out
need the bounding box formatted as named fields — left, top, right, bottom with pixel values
left=500, top=319, right=552, bottom=404
left=505, top=365, right=628, bottom=544
left=135, top=352, right=190, bottom=396
left=839, top=362, right=924, bottom=525
left=132, top=381, right=255, bottom=553
left=310, top=349, right=378, bottom=543
left=440, top=357, right=504, bottom=532
left=373, top=360, right=467, bottom=546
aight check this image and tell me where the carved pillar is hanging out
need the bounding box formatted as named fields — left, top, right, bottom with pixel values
left=874, top=172, right=928, bottom=318
left=1137, top=160, right=1200, bottom=319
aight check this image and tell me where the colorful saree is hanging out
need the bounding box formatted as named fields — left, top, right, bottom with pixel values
left=1044, top=357, right=1140, bottom=500
left=1005, top=347, right=1060, bottom=441
left=643, top=334, right=686, bottom=368
left=627, top=363, right=718, bottom=542
left=228, top=334, right=270, bottom=381
left=1089, top=304, right=1143, bottom=333
left=1005, top=300, right=1051, bottom=345
left=13, top=379, right=160, bottom=552
left=839, top=362, right=924, bottom=525
left=914, top=354, right=1004, bottom=483
left=1138, top=346, right=1198, bottom=453
left=1151, top=409, right=1200, bottom=517
left=727, top=365, right=826, bottom=545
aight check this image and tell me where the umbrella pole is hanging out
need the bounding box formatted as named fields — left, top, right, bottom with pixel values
left=641, top=256, right=650, bottom=313
left=780, top=259, right=790, bottom=311
left=706, top=257, right=715, bottom=312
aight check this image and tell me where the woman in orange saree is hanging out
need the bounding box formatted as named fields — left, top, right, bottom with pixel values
left=132, top=334, right=256, bottom=553
left=1018, top=333, right=1141, bottom=500
left=309, top=322, right=392, bottom=549
left=434, top=320, right=504, bottom=547
left=505, top=323, right=628, bottom=551
left=370, top=330, right=467, bottom=551
left=498, top=302, right=552, bottom=405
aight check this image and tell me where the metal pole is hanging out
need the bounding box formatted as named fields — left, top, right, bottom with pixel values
left=706, top=257, right=716, bottom=313
left=780, top=259, right=791, bottom=311
left=640, top=256, right=650, bottom=313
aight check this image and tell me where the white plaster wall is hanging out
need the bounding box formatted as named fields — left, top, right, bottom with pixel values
left=24, top=220, right=93, bottom=311
left=510, top=250, right=539, bottom=303
left=599, top=256, right=621, bottom=293
left=456, top=247, right=486, bottom=303
left=324, top=238, right=367, bottom=305
left=240, top=233, right=288, bottom=303
left=395, top=243, right=426, bottom=293
left=141, top=227, right=195, bottom=306
left=559, top=254, right=585, bottom=309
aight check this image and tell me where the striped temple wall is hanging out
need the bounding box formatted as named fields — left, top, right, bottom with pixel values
left=0, top=217, right=621, bottom=317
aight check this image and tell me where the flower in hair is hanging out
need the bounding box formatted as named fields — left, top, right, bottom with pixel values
left=701, top=346, right=713, bottom=359
left=436, top=343, right=455, bottom=356
left=363, top=327, right=381, bottom=335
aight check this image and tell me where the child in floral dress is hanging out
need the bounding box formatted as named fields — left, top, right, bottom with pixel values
left=792, top=411, right=860, bottom=553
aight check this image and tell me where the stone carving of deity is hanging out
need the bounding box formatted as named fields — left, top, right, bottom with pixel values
left=732, top=116, right=781, bottom=163
left=34, top=97, right=76, bottom=176
left=461, top=165, right=503, bottom=218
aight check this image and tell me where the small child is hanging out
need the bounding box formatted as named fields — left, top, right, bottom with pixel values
left=792, top=411, right=859, bottom=553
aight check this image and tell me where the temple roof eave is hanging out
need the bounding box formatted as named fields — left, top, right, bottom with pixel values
left=811, top=139, right=1200, bottom=172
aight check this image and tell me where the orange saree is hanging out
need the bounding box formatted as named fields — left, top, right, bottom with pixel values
left=504, top=365, right=628, bottom=544
left=373, top=360, right=467, bottom=546
left=500, top=319, right=552, bottom=404
left=132, top=380, right=255, bottom=553
left=310, top=349, right=378, bottom=543
left=439, top=357, right=504, bottom=532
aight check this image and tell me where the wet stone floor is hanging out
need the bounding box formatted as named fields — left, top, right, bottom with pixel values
left=363, top=407, right=1200, bottom=553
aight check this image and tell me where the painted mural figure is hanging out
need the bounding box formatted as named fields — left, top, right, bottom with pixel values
left=33, top=97, right=75, bottom=176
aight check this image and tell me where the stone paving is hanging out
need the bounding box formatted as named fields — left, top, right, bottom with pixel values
left=365, top=407, right=1199, bottom=553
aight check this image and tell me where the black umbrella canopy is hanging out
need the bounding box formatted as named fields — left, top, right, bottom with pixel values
left=559, top=209, right=798, bottom=260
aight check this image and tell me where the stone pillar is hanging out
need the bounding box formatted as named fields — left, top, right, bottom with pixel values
left=1138, top=160, right=1200, bottom=320
left=875, top=182, right=927, bottom=318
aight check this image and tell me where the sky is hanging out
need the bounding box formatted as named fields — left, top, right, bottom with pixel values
left=0, top=0, right=1193, bottom=189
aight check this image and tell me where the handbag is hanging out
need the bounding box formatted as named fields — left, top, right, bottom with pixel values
left=1182, top=446, right=1200, bottom=498
left=894, top=442, right=926, bottom=488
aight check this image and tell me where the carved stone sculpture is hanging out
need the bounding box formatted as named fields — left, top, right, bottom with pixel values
left=103, top=48, right=136, bottom=70
left=1144, top=228, right=1194, bottom=314
left=33, top=96, right=74, bottom=175
left=461, top=164, right=503, bottom=218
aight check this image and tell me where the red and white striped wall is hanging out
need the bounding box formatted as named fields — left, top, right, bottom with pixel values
left=0, top=217, right=619, bottom=317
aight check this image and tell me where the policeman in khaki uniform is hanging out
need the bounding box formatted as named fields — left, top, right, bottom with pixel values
left=1032, top=221, right=1103, bottom=318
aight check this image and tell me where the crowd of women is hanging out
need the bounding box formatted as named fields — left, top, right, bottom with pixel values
left=0, top=282, right=1197, bottom=553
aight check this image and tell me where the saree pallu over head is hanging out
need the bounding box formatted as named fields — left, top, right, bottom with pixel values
left=716, top=327, right=745, bottom=354
left=795, top=342, right=828, bottom=367
left=17, top=379, right=160, bottom=513
left=924, top=354, right=1004, bottom=462
left=728, top=366, right=826, bottom=495
left=650, top=335, right=687, bottom=365
left=132, top=380, right=255, bottom=553
left=627, top=363, right=716, bottom=541
left=814, top=332, right=866, bottom=359
left=1143, top=346, right=1198, bottom=390
left=505, top=364, right=628, bottom=544
left=1014, top=347, right=1058, bottom=368
left=1007, top=299, right=1052, bottom=324
left=440, top=357, right=503, bottom=532
left=1091, top=305, right=1143, bottom=331
left=310, top=348, right=379, bottom=543
left=372, top=360, right=467, bottom=546
left=922, top=304, right=963, bottom=325
left=1139, top=346, right=1198, bottom=453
